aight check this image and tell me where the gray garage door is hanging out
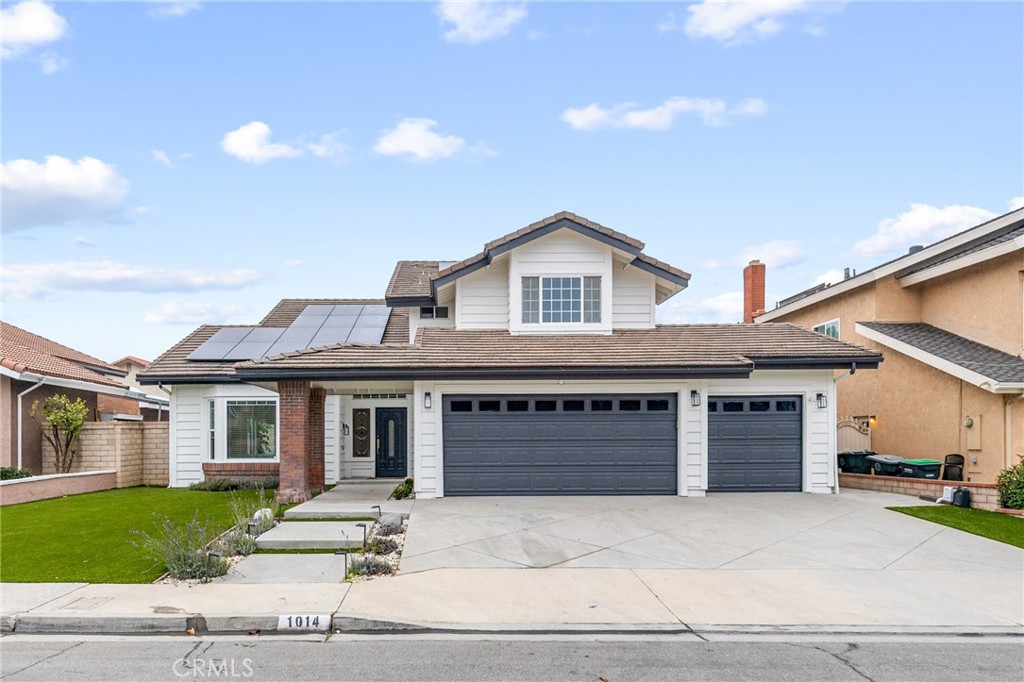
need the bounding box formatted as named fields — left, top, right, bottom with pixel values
left=442, top=394, right=677, bottom=496
left=708, top=395, right=803, bottom=492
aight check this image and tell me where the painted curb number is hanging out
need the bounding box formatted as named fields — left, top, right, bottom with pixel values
left=277, top=614, right=328, bottom=630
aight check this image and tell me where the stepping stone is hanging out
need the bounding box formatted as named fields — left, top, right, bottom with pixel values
left=256, top=522, right=368, bottom=550
left=217, top=554, right=350, bottom=583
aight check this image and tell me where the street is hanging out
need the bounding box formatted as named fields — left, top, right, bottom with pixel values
left=1, top=634, right=1021, bottom=681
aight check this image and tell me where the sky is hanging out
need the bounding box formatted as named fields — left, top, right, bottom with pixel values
left=2, top=0, right=1022, bottom=363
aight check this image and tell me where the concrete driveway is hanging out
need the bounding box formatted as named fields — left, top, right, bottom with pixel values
left=400, top=490, right=1021, bottom=573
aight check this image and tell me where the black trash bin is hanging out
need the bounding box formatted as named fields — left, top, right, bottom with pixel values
left=838, top=450, right=875, bottom=474
left=867, top=454, right=905, bottom=477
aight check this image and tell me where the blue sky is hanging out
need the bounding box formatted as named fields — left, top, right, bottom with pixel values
left=2, top=1, right=1022, bottom=362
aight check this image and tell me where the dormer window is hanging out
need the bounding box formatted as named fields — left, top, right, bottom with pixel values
left=521, top=276, right=601, bottom=324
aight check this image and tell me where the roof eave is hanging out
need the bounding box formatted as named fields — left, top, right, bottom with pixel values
left=385, top=295, right=438, bottom=308
left=234, top=365, right=754, bottom=382
left=630, top=257, right=691, bottom=288
left=746, top=356, right=883, bottom=370
left=137, top=374, right=242, bottom=385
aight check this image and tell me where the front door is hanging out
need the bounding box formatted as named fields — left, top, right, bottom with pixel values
left=375, top=407, right=408, bottom=478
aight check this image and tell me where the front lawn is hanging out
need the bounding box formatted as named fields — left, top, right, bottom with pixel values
left=0, top=487, right=263, bottom=583
left=888, top=505, right=1024, bottom=549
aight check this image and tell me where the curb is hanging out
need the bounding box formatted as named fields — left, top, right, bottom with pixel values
left=8, top=613, right=331, bottom=636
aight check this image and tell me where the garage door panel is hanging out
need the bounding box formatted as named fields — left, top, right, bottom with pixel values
left=442, top=394, right=677, bottom=496
left=708, top=395, right=803, bottom=492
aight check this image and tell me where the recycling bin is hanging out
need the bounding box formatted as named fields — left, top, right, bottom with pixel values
left=900, top=459, right=942, bottom=479
left=837, top=450, right=875, bottom=474
left=867, top=454, right=905, bottom=477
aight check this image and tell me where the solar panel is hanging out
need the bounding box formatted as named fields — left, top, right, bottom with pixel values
left=187, top=304, right=392, bottom=361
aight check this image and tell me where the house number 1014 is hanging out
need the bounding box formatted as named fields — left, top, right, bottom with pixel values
left=277, top=614, right=327, bottom=630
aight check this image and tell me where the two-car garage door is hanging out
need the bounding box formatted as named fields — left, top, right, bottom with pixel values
left=442, top=394, right=677, bottom=495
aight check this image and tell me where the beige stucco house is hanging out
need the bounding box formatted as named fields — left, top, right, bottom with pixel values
left=757, top=208, right=1024, bottom=483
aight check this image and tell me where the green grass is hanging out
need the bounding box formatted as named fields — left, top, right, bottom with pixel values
left=888, top=505, right=1024, bottom=549
left=0, top=487, right=264, bottom=583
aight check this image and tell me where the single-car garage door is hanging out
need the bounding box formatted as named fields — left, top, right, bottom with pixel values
left=708, top=395, right=803, bottom=492
left=442, top=394, right=677, bottom=496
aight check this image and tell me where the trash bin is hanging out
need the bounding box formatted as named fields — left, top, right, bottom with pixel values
left=900, top=459, right=942, bottom=479
left=838, top=450, right=875, bottom=474
left=867, top=454, right=905, bottom=477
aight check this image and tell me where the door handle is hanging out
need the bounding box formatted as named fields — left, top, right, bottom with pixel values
left=376, top=437, right=381, bottom=456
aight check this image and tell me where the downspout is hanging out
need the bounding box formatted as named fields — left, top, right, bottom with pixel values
left=16, top=377, right=47, bottom=469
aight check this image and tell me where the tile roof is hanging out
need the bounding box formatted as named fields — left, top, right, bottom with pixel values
left=860, top=322, right=1024, bottom=385
left=0, top=322, right=130, bottom=389
left=385, top=261, right=440, bottom=301
left=112, top=355, right=150, bottom=368
left=231, top=323, right=879, bottom=379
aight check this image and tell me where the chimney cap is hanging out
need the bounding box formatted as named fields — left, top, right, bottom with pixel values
left=747, top=259, right=762, bottom=266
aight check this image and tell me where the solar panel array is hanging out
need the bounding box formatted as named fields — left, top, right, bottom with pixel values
left=187, top=304, right=391, bottom=361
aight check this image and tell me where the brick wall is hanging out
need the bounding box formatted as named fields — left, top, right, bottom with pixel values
left=202, top=461, right=280, bottom=483
left=839, top=472, right=1002, bottom=511
left=43, top=422, right=169, bottom=488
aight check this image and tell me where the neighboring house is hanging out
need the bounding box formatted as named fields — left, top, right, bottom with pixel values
left=140, top=212, right=880, bottom=502
left=111, top=356, right=170, bottom=421
left=0, top=323, right=155, bottom=474
left=757, top=208, right=1024, bottom=482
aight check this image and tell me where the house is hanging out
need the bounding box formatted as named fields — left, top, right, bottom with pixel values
left=111, top=356, right=170, bottom=421
left=0, top=322, right=159, bottom=474
left=139, top=212, right=881, bottom=502
left=756, top=208, right=1024, bottom=482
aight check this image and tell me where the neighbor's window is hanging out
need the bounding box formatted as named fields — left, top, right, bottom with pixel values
left=813, top=319, right=840, bottom=339
left=522, top=276, right=601, bottom=324
left=226, top=400, right=276, bottom=459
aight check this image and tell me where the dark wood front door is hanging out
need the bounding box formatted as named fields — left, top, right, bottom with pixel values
left=375, top=407, right=408, bottom=478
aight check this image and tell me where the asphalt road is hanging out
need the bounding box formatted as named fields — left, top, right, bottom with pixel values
left=1, top=635, right=1022, bottom=682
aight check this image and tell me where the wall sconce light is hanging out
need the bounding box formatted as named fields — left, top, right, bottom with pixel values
left=690, top=390, right=701, bottom=407
left=816, top=393, right=828, bottom=409
left=342, top=423, right=350, bottom=436
left=424, top=392, right=432, bottom=409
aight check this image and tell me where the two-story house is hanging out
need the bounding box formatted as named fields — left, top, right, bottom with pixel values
left=140, top=212, right=880, bottom=502
left=757, top=208, right=1024, bottom=483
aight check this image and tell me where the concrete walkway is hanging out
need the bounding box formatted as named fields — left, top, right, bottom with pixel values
left=284, top=481, right=414, bottom=519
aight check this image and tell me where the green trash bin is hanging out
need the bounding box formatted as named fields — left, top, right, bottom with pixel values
left=900, top=459, right=942, bottom=479
left=838, top=450, right=875, bottom=474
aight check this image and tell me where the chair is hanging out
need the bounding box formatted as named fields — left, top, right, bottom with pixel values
left=942, top=454, right=964, bottom=481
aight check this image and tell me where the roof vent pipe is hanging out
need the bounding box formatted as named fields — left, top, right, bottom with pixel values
left=843, top=267, right=851, bottom=280
left=908, top=245, right=924, bottom=254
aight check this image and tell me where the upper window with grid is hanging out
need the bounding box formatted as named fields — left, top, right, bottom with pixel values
left=521, top=276, right=601, bottom=324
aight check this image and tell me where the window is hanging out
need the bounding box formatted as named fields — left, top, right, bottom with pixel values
left=619, top=399, right=641, bottom=411
left=813, top=319, right=840, bottom=339
left=226, top=401, right=276, bottom=459
left=450, top=400, right=473, bottom=412
left=507, top=400, right=529, bottom=412
left=479, top=400, right=501, bottom=412
left=420, top=306, right=449, bottom=320
left=563, top=399, right=585, bottom=412
left=647, top=399, right=670, bottom=411
left=723, top=401, right=744, bottom=412
left=591, top=399, right=613, bottom=411
left=750, top=400, right=771, bottom=412
left=535, top=400, right=557, bottom=412
left=777, top=400, right=798, bottom=413
left=208, top=400, right=216, bottom=460
left=522, top=276, right=601, bottom=324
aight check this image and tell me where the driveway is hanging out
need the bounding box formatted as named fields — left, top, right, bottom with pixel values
left=399, top=490, right=1022, bottom=573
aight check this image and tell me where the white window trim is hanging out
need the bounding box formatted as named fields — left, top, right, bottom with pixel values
left=206, top=397, right=281, bottom=463
left=813, top=318, right=840, bottom=339
left=516, top=274, right=609, bottom=333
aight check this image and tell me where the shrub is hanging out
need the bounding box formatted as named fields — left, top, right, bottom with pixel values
left=30, top=395, right=88, bottom=473
left=376, top=513, right=404, bottom=537
left=364, top=537, right=398, bottom=555
left=189, top=477, right=237, bottom=492
left=131, top=512, right=229, bottom=581
left=996, top=458, right=1024, bottom=510
left=348, top=555, right=393, bottom=577
left=0, top=467, right=32, bottom=481
left=390, top=477, right=414, bottom=500
left=221, top=530, right=258, bottom=557
left=228, top=487, right=279, bottom=537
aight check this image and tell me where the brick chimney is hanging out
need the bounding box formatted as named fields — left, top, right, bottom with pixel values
left=743, top=260, right=766, bottom=324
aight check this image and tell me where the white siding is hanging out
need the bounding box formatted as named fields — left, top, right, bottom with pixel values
left=408, top=287, right=457, bottom=342
left=170, top=385, right=204, bottom=487
left=612, top=265, right=656, bottom=328
left=455, top=258, right=509, bottom=330
left=324, top=395, right=341, bottom=484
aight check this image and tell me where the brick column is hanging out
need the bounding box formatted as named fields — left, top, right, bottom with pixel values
left=306, top=387, right=326, bottom=496
left=277, top=379, right=311, bottom=504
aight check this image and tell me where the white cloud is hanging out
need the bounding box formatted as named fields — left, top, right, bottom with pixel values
left=2, top=261, right=265, bottom=301
left=852, top=203, right=996, bottom=258
left=813, top=268, right=844, bottom=287
left=562, top=96, right=767, bottom=131
left=435, top=1, right=527, bottom=44
left=144, top=300, right=247, bottom=325
left=283, top=259, right=305, bottom=268
left=221, top=121, right=303, bottom=164
left=679, top=0, right=841, bottom=46
left=1, top=156, right=130, bottom=231
left=148, top=2, right=202, bottom=20
left=305, top=133, right=348, bottom=160
left=152, top=149, right=173, bottom=166
left=704, top=240, right=805, bottom=269
left=374, top=118, right=466, bottom=161
left=660, top=291, right=744, bottom=324
left=39, top=50, right=66, bottom=74
left=1008, top=196, right=1024, bottom=211
left=72, top=235, right=98, bottom=248
left=1, top=1, right=68, bottom=59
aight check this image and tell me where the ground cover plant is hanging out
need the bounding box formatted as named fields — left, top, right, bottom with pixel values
left=888, top=505, right=1024, bottom=549
left=0, top=487, right=263, bottom=583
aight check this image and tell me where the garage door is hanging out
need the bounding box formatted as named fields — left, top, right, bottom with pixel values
left=442, top=394, right=677, bottom=496
left=708, top=395, right=803, bottom=492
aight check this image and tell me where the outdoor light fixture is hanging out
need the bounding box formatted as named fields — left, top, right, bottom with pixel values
left=342, top=423, right=350, bottom=436
left=816, top=393, right=828, bottom=409
left=372, top=505, right=382, bottom=519
left=424, top=392, right=432, bottom=409
left=690, top=390, right=701, bottom=407
left=355, top=522, right=368, bottom=549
